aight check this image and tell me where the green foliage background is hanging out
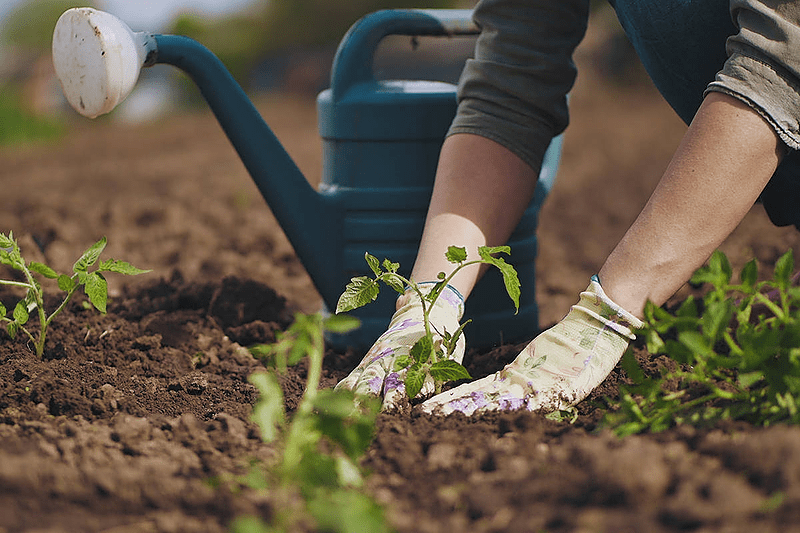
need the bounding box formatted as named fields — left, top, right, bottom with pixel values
left=168, top=0, right=462, bottom=86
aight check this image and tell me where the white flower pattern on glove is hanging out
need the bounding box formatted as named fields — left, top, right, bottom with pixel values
left=335, top=282, right=465, bottom=409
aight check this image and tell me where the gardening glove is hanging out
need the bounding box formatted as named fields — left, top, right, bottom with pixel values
left=420, top=276, right=642, bottom=416
left=335, top=282, right=465, bottom=410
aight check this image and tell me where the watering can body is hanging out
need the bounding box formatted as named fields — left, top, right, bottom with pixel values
left=314, top=10, right=562, bottom=350
left=52, top=8, right=562, bottom=352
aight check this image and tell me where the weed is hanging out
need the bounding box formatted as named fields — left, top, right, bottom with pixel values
left=336, top=245, right=520, bottom=400
left=0, top=232, right=150, bottom=356
left=605, top=249, right=800, bottom=436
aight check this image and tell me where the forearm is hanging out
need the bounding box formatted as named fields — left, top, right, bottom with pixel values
left=599, top=91, right=784, bottom=317
left=411, top=133, right=538, bottom=298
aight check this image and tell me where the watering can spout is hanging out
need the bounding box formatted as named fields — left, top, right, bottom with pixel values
left=54, top=7, right=565, bottom=351
left=52, top=8, right=335, bottom=300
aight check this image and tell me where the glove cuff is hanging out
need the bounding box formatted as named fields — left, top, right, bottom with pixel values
left=577, top=276, right=643, bottom=340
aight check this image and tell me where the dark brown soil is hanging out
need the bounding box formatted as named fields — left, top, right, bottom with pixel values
left=3, top=15, right=800, bottom=533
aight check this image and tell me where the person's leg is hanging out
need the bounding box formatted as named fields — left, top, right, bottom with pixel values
left=409, top=133, right=539, bottom=298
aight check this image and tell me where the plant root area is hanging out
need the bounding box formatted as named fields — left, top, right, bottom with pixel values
left=4, top=20, right=800, bottom=533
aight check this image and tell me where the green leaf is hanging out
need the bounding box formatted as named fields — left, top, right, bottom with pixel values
left=229, top=515, right=273, bottom=533
left=740, top=259, right=758, bottom=290
left=404, top=364, right=426, bottom=399
left=691, top=250, right=732, bottom=290
left=13, top=300, right=28, bottom=325
left=478, top=246, right=520, bottom=313
left=478, top=245, right=511, bottom=257
left=0, top=301, right=5, bottom=317
left=409, top=335, right=433, bottom=365
left=84, top=272, right=108, bottom=313
left=382, top=258, right=399, bottom=274
left=7, top=321, right=18, bottom=338
left=445, top=246, right=467, bottom=264
left=774, top=249, right=794, bottom=292
left=96, top=259, right=151, bottom=276
left=365, top=253, right=381, bottom=277
left=336, top=276, right=380, bottom=313
left=0, top=232, right=13, bottom=249
left=380, top=272, right=406, bottom=294
left=429, top=359, right=471, bottom=381
left=323, top=313, right=360, bottom=334
left=28, top=262, right=58, bottom=279
left=307, top=489, right=389, bottom=533
left=442, top=319, right=471, bottom=356
left=312, top=388, right=379, bottom=460
left=619, top=348, right=646, bottom=383
left=248, top=372, right=285, bottom=442
left=73, top=236, right=107, bottom=273
left=701, top=298, right=733, bottom=341
left=57, top=275, right=76, bottom=292
left=394, top=355, right=411, bottom=370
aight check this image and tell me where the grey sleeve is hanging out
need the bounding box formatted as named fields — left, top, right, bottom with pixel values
left=706, top=0, right=800, bottom=150
left=447, top=0, right=591, bottom=172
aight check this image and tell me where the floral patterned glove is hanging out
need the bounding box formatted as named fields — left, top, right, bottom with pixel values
left=419, top=276, right=642, bottom=416
left=335, top=282, right=465, bottom=409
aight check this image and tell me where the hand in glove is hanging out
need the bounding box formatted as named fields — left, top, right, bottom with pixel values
left=420, top=276, right=642, bottom=416
left=335, top=282, right=465, bottom=409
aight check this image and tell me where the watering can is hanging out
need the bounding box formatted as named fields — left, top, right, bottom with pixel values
left=51, top=7, right=563, bottom=352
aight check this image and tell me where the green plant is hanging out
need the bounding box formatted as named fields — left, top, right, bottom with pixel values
left=336, top=245, right=520, bottom=400
left=0, top=232, right=150, bottom=356
left=605, top=249, right=800, bottom=436
left=234, top=313, right=389, bottom=533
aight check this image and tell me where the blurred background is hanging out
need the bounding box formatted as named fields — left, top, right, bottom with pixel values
left=1, top=0, right=722, bottom=328
left=0, top=0, right=638, bottom=142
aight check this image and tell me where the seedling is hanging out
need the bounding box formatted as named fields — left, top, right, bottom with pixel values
left=336, top=245, right=520, bottom=400
left=0, top=232, right=150, bottom=356
left=605, top=249, right=800, bottom=436
left=236, top=313, right=388, bottom=533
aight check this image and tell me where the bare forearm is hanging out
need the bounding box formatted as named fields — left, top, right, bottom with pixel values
left=411, top=134, right=539, bottom=298
left=599, top=92, right=784, bottom=317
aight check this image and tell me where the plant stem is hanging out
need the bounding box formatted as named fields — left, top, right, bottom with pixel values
left=0, top=279, right=32, bottom=289
left=282, top=315, right=325, bottom=477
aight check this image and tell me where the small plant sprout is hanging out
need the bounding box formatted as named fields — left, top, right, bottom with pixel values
left=336, top=245, right=520, bottom=400
left=241, top=313, right=388, bottom=533
left=0, top=232, right=150, bottom=356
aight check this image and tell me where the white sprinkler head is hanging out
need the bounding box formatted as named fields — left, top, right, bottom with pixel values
left=52, top=8, right=154, bottom=118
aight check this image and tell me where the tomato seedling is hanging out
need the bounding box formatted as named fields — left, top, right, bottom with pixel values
left=0, top=232, right=150, bottom=356
left=336, top=245, right=520, bottom=400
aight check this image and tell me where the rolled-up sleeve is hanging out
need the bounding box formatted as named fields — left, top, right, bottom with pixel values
left=448, top=0, right=591, bottom=172
left=706, top=0, right=800, bottom=149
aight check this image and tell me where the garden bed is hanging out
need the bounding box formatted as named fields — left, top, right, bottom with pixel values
left=2, top=20, right=800, bottom=532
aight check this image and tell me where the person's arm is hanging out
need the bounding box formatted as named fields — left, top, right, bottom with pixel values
left=600, top=91, right=784, bottom=317
left=421, top=90, right=785, bottom=416
left=410, top=133, right=538, bottom=297
left=411, top=0, right=590, bottom=297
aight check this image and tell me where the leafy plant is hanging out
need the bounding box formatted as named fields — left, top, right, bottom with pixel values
left=0, top=232, right=150, bottom=356
left=336, top=245, right=520, bottom=400
left=233, top=313, right=389, bottom=533
left=605, top=249, right=800, bottom=436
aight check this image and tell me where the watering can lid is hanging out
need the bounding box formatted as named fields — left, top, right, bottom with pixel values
left=317, top=79, right=458, bottom=141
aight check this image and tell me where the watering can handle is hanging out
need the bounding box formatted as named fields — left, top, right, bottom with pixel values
left=329, top=9, right=479, bottom=100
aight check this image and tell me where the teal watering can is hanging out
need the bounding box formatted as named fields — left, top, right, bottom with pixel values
left=52, top=7, right=562, bottom=351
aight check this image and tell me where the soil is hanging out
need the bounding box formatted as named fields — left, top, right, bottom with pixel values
left=4, top=15, right=800, bottom=533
